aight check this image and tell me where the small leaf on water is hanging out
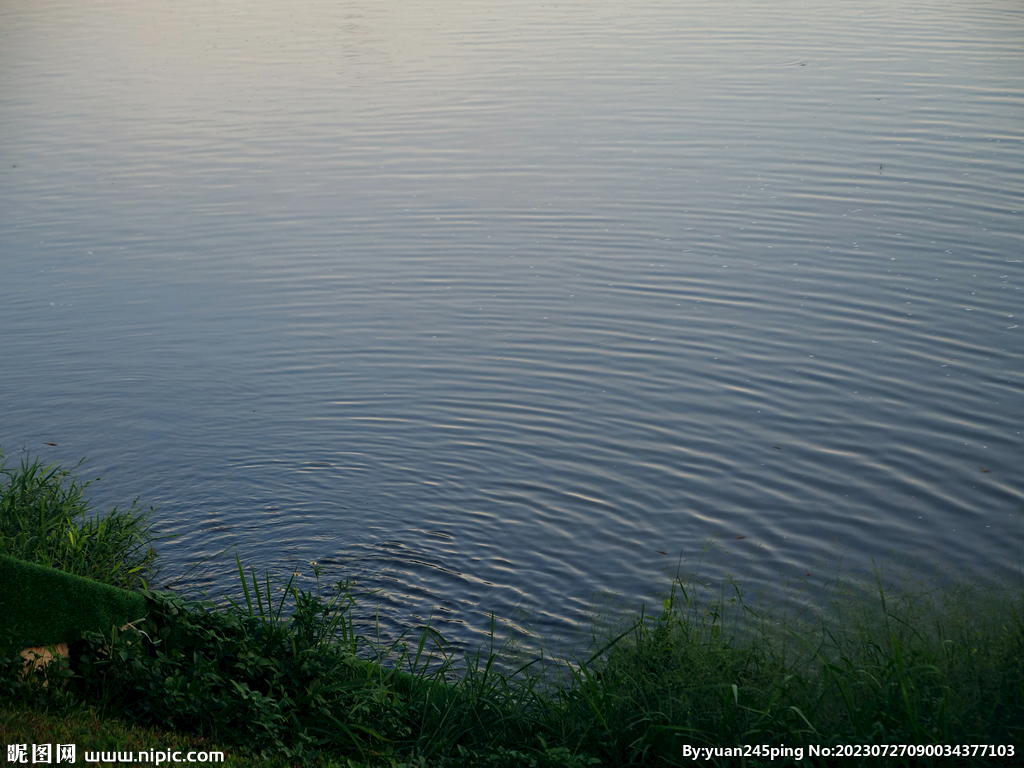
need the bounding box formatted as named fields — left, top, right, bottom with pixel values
left=44, top=442, right=58, bottom=446
left=735, top=536, right=746, bottom=539
left=656, top=550, right=667, bottom=555
left=981, top=469, right=991, bottom=473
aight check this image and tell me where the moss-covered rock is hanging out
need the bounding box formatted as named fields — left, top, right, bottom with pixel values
left=0, top=553, right=147, bottom=647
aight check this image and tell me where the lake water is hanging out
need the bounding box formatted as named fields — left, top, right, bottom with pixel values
left=2, top=0, right=1022, bottom=649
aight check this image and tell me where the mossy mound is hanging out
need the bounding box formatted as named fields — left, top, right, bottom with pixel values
left=0, top=553, right=147, bottom=648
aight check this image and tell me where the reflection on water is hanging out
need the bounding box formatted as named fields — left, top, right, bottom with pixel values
left=1, top=0, right=1022, bottom=648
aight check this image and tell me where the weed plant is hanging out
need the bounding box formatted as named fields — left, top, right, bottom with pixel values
left=0, top=449, right=160, bottom=590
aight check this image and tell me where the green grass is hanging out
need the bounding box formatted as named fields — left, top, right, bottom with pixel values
left=2, top=451, right=1022, bottom=766
left=0, top=701, right=246, bottom=767
left=6, top=558, right=1020, bottom=767
left=542, top=563, right=1024, bottom=766
left=0, top=449, right=160, bottom=590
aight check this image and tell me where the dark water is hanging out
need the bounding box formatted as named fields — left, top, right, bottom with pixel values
left=2, top=0, right=1022, bottom=648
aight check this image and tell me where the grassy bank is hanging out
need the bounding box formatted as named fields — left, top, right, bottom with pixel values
left=0, top=450, right=160, bottom=590
left=2, top=450, right=1022, bottom=766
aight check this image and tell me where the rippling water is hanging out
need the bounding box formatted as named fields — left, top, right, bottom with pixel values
left=2, top=0, right=1022, bottom=648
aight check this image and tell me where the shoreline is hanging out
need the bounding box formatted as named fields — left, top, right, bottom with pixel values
left=3, top=451, right=1023, bottom=766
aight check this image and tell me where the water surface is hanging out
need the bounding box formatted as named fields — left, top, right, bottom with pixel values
left=2, top=0, right=1022, bottom=647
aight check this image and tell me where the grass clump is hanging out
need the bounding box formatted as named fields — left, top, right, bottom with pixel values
left=791, top=567, right=1024, bottom=748
left=545, top=564, right=1024, bottom=766
left=0, top=448, right=160, bottom=590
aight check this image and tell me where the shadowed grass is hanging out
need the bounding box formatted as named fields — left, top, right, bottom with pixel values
left=0, top=701, right=247, bottom=767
